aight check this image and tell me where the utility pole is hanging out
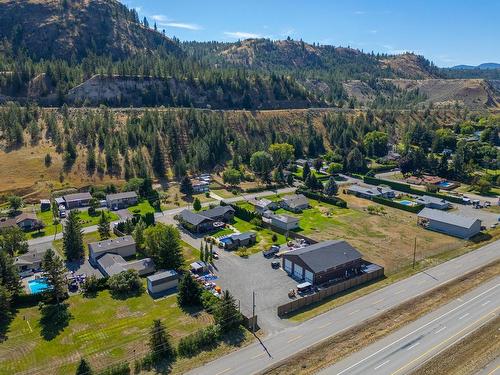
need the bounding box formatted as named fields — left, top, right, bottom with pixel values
left=412, top=237, right=417, bottom=269
left=252, top=291, right=256, bottom=333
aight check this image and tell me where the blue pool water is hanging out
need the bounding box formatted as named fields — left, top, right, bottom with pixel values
left=437, top=181, right=453, bottom=188
left=399, top=200, right=416, bottom=206
left=28, top=278, right=51, bottom=294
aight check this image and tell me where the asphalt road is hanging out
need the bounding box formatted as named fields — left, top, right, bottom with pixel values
left=319, top=277, right=500, bottom=375
left=186, top=239, right=500, bottom=375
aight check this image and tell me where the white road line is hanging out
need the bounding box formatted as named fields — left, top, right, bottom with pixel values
left=287, top=335, right=303, bottom=343
left=251, top=352, right=265, bottom=359
left=214, top=368, right=231, bottom=375
left=435, top=326, right=446, bottom=334
left=319, top=322, right=333, bottom=329
left=394, top=289, right=406, bottom=295
left=406, top=342, right=420, bottom=351
left=459, top=313, right=470, bottom=320
left=371, top=299, right=384, bottom=305
left=482, top=300, right=491, bottom=306
left=348, top=309, right=361, bottom=316
left=334, top=283, right=498, bottom=375
left=374, top=360, right=390, bottom=370
left=26, top=320, right=33, bottom=333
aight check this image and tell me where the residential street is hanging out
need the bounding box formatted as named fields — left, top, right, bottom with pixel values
left=318, top=276, right=499, bottom=375
left=186, top=239, right=500, bottom=375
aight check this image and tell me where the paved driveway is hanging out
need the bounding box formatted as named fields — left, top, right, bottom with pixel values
left=212, top=251, right=298, bottom=334
left=454, top=204, right=499, bottom=227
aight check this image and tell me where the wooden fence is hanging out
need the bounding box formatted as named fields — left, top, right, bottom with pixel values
left=277, top=266, right=384, bottom=316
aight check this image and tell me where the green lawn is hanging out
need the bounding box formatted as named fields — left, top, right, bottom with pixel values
left=232, top=217, right=286, bottom=255
left=127, top=200, right=156, bottom=215
left=293, top=166, right=326, bottom=180
left=77, top=210, right=119, bottom=227
left=0, top=289, right=212, bottom=375
left=52, top=231, right=112, bottom=259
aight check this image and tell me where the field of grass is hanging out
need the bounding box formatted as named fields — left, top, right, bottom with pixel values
left=0, top=288, right=213, bottom=375
left=293, top=166, right=326, bottom=180
left=127, top=200, right=157, bottom=215
left=232, top=217, right=286, bottom=255
left=274, top=193, right=464, bottom=272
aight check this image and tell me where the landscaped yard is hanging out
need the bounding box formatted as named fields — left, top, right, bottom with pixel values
left=52, top=231, right=113, bottom=258
left=232, top=217, right=286, bottom=255
left=0, top=289, right=217, bottom=375
left=274, top=194, right=464, bottom=272
left=127, top=200, right=157, bottom=215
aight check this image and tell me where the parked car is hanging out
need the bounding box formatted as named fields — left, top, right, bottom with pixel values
left=212, top=251, right=219, bottom=259
left=263, top=245, right=280, bottom=258
left=271, top=260, right=280, bottom=269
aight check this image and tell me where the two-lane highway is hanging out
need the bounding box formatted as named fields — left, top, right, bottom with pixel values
left=319, top=277, right=499, bottom=374
left=187, top=240, right=499, bottom=375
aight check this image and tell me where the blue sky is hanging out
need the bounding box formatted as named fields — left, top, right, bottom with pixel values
left=121, top=0, right=500, bottom=67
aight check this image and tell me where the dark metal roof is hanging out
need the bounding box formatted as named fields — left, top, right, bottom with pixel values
left=285, top=240, right=362, bottom=273
left=147, top=270, right=179, bottom=286
left=202, top=206, right=235, bottom=219
left=63, top=192, right=92, bottom=202
left=231, top=231, right=257, bottom=242
left=179, top=209, right=214, bottom=226
left=106, top=191, right=138, bottom=201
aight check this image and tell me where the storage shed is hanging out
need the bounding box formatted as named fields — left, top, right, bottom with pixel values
left=147, top=270, right=179, bottom=295
left=417, top=208, right=481, bottom=239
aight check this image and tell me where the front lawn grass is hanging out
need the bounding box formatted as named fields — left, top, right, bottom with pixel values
left=52, top=231, right=113, bottom=259
left=77, top=209, right=119, bottom=227
left=127, top=200, right=156, bottom=215
left=232, top=217, right=286, bottom=255
left=0, top=289, right=213, bottom=375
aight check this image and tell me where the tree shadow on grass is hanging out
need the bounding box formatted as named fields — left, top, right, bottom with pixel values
left=109, top=288, right=144, bottom=301
left=220, top=326, right=246, bottom=347
left=0, top=306, right=18, bottom=343
left=178, top=303, right=204, bottom=317
left=39, top=303, right=72, bottom=341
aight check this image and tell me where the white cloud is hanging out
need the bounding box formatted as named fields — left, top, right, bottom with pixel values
left=381, top=44, right=418, bottom=55
left=280, top=27, right=296, bottom=38
left=369, top=29, right=378, bottom=34
left=151, top=14, right=170, bottom=24
left=354, top=11, right=366, bottom=15
left=224, top=31, right=262, bottom=39
left=165, top=22, right=202, bottom=31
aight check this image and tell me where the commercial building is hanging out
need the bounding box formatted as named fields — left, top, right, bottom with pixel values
left=147, top=270, right=179, bottom=295
left=282, top=240, right=363, bottom=285
left=88, top=235, right=137, bottom=265
left=417, top=208, right=481, bottom=239
left=63, top=192, right=92, bottom=209
left=106, top=191, right=138, bottom=210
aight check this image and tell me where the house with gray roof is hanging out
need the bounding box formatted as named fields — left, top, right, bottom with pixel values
left=281, top=194, right=309, bottom=213
left=247, top=198, right=277, bottom=214
left=417, top=208, right=481, bottom=239
left=347, top=184, right=395, bottom=200
left=63, top=192, right=92, bottom=209
left=220, top=231, right=257, bottom=250
left=282, top=240, right=363, bottom=284
left=97, top=253, right=155, bottom=277
left=0, top=212, right=43, bottom=231
left=415, top=195, right=451, bottom=210
left=177, top=206, right=235, bottom=233
left=88, top=235, right=137, bottom=265
left=106, top=191, right=138, bottom=209
left=270, top=214, right=300, bottom=231
left=14, top=248, right=49, bottom=274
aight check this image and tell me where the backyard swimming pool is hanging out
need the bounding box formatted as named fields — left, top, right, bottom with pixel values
left=28, top=278, right=52, bottom=294
left=398, top=200, right=416, bottom=206
left=437, top=181, right=454, bottom=188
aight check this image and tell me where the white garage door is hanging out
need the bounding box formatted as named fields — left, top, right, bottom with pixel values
left=304, top=270, right=314, bottom=283
left=284, top=259, right=293, bottom=273
left=293, top=264, right=303, bottom=279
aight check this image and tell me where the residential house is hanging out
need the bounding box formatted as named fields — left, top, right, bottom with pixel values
left=347, top=184, right=396, bottom=200
left=14, top=248, right=48, bottom=275
left=0, top=213, right=43, bottom=232
left=270, top=214, right=300, bottom=231
left=97, top=253, right=155, bottom=277
left=220, top=231, right=257, bottom=250
left=178, top=206, right=235, bottom=233
left=147, top=270, right=179, bottom=295
left=282, top=240, right=363, bottom=284
left=192, top=179, right=210, bottom=194
left=88, top=235, right=137, bottom=265
left=415, top=195, right=451, bottom=210
left=63, top=192, right=92, bottom=209
left=106, top=191, right=138, bottom=210
left=247, top=198, right=277, bottom=214
left=417, top=208, right=481, bottom=239
left=281, top=194, right=309, bottom=213
left=40, top=199, right=51, bottom=212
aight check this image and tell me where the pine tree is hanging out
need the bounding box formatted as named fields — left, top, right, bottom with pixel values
left=42, top=249, right=67, bottom=303
left=302, top=162, right=311, bottom=181
left=209, top=243, right=213, bottom=263
left=177, top=273, right=202, bottom=307
left=149, top=319, right=174, bottom=360
left=199, top=242, right=204, bottom=262
left=323, top=176, right=338, bottom=197
left=63, top=210, right=84, bottom=261
left=98, top=211, right=110, bottom=240
left=75, top=358, right=93, bottom=375
left=215, top=290, right=242, bottom=332
left=193, top=197, right=201, bottom=211
left=0, top=251, right=21, bottom=295
left=133, top=219, right=146, bottom=250
left=180, top=176, right=193, bottom=196
left=152, top=137, right=166, bottom=178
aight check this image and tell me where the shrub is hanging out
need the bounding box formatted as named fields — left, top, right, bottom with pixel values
left=81, top=275, right=108, bottom=297
left=97, top=362, right=130, bottom=375
left=177, top=325, right=221, bottom=357
left=201, top=289, right=220, bottom=312
left=297, top=189, right=348, bottom=208
left=107, top=270, right=143, bottom=296
left=250, top=217, right=263, bottom=228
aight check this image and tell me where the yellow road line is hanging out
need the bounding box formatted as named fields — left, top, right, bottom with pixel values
left=287, top=335, right=303, bottom=343
left=391, top=308, right=499, bottom=375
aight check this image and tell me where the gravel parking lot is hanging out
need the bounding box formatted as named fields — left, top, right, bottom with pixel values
left=212, top=250, right=299, bottom=334
left=454, top=204, right=500, bottom=227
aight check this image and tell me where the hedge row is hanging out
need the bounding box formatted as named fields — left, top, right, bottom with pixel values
left=297, top=189, right=348, bottom=208
left=371, top=196, right=425, bottom=213
left=245, top=184, right=287, bottom=193
left=363, top=176, right=464, bottom=204
left=230, top=204, right=258, bottom=221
